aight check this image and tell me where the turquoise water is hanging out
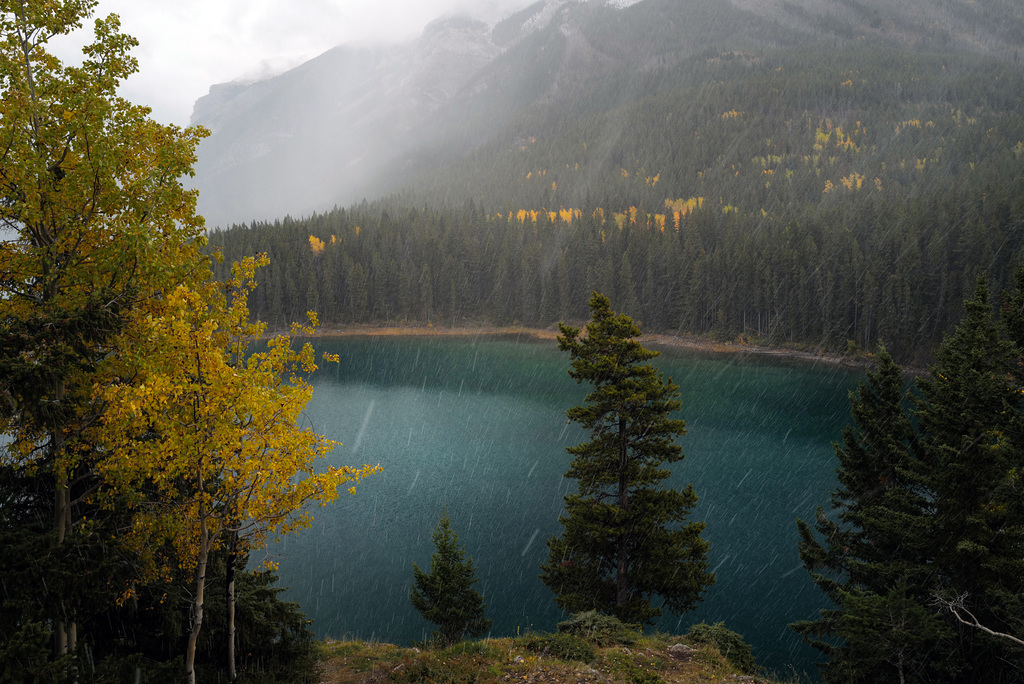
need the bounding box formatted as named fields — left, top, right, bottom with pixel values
left=271, top=335, right=862, bottom=676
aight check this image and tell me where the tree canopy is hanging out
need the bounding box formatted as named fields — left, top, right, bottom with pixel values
left=99, top=256, right=380, bottom=682
left=794, top=277, right=1024, bottom=682
left=0, top=0, right=208, bottom=670
left=0, top=3, right=377, bottom=680
left=410, top=510, right=492, bottom=646
left=540, top=292, right=714, bottom=625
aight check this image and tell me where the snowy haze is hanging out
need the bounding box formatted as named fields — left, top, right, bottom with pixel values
left=50, top=0, right=542, bottom=125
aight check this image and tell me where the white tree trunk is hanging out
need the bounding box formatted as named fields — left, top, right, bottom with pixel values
left=227, top=532, right=237, bottom=682
left=185, top=507, right=210, bottom=684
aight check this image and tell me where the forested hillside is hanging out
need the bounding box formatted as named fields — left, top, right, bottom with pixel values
left=208, top=38, right=1024, bottom=363
left=192, top=0, right=1024, bottom=228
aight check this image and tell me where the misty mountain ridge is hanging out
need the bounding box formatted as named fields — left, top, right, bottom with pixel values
left=190, top=0, right=1024, bottom=228
left=190, top=0, right=604, bottom=226
left=189, top=13, right=499, bottom=226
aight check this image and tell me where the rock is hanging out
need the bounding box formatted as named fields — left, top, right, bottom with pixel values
left=667, top=643, right=696, bottom=661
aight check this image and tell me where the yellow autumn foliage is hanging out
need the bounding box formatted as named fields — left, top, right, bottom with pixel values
left=508, top=208, right=582, bottom=224
left=841, top=173, right=865, bottom=190
left=665, top=197, right=704, bottom=227
left=560, top=208, right=580, bottom=224
left=98, top=254, right=380, bottom=589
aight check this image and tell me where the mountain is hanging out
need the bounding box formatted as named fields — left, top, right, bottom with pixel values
left=190, top=0, right=1024, bottom=227
left=190, top=14, right=502, bottom=226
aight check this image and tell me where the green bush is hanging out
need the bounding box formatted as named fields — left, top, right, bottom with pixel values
left=440, top=639, right=498, bottom=658
left=547, top=632, right=596, bottom=662
left=631, top=672, right=665, bottom=684
left=520, top=631, right=596, bottom=662
left=393, top=658, right=478, bottom=684
left=600, top=650, right=667, bottom=684
left=556, top=610, right=641, bottom=646
left=686, top=621, right=757, bottom=674
left=514, top=633, right=548, bottom=652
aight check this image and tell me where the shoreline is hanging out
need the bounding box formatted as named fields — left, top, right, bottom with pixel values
left=295, top=323, right=874, bottom=370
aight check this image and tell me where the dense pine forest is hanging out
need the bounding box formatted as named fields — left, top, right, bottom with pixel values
left=209, top=45, right=1024, bottom=364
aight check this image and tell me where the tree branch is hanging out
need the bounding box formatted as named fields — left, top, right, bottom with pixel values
left=933, top=593, right=1024, bottom=648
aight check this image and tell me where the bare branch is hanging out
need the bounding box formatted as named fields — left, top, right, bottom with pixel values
left=933, top=593, right=1024, bottom=648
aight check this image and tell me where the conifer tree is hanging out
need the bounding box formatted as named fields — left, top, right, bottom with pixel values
left=540, top=292, right=714, bottom=625
left=794, top=279, right=1024, bottom=681
left=793, top=349, right=951, bottom=681
left=910, top=276, right=1024, bottom=678
left=410, top=511, right=492, bottom=646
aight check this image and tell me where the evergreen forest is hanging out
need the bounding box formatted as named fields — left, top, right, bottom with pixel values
left=209, top=40, right=1024, bottom=364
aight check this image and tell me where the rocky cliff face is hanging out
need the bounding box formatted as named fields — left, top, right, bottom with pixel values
left=190, top=0, right=663, bottom=227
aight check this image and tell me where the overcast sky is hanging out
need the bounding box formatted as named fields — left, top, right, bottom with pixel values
left=52, top=0, right=537, bottom=125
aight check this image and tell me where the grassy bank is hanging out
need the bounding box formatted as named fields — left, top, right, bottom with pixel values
left=315, top=632, right=787, bottom=683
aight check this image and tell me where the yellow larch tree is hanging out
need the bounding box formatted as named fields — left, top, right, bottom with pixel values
left=98, top=255, right=380, bottom=684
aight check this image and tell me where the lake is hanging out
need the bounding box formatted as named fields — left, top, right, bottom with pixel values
left=271, top=334, right=863, bottom=677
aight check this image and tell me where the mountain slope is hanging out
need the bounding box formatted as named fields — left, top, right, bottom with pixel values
left=191, top=15, right=501, bottom=226
left=190, top=0, right=1024, bottom=227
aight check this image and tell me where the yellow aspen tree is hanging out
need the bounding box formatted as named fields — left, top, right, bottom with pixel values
left=0, top=0, right=207, bottom=661
left=98, top=255, right=380, bottom=684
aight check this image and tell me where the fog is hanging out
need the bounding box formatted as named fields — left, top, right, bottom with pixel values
left=186, top=0, right=1024, bottom=228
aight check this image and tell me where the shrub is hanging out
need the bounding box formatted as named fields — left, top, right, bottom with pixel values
left=521, top=631, right=596, bottom=662
left=686, top=621, right=757, bottom=674
left=440, top=639, right=497, bottom=658
left=557, top=610, right=642, bottom=646
left=548, top=632, right=596, bottom=662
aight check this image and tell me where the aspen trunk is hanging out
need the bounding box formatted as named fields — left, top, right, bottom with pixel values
left=227, top=531, right=237, bottom=682
left=185, top=507, right=210, bottom=684
left=53, top=387, right=76, bottom=658
left=54, top=481, right=68, bottom=655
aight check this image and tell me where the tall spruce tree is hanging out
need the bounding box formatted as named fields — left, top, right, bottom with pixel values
left=540, top=292, right=714, bottom=625
left=793, top=348, right=951, bottom=681
left=911, top=276, right=1024, bottom=679
left=794, top=278, right=1024, bottom=682
left=410, top=511, right=492, bottom=646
